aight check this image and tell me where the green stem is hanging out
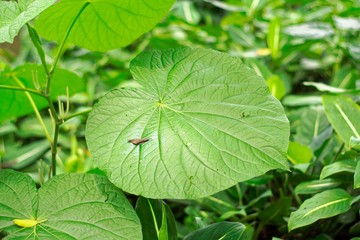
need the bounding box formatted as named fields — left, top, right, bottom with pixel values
left=46, top=2, right=90, bottom=94
left=11, top=76, right=53, bottom=144
left=51, top=123, right=60, bottom=177
left=64, top=108, right=92, bottom=121
left=0, top=84, right=46, bottom=98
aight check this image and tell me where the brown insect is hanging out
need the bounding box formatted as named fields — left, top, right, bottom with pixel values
left=128, top=138, right=150, bottom=146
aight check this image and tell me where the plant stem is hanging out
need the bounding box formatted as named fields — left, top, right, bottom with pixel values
left=46, top=2, right=90, bottom=94
left=0, top=84, right=46, bottom=98
left=64, top=108, right=92, bottom=121
left=12, top=76, right=53, bottom=144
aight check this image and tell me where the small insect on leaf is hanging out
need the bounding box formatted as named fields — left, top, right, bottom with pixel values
left=13, top=218, right=47, bottom=228
left=128, top=138, right=150, bottom=146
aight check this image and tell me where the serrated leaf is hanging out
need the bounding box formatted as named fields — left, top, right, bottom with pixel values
left=85, top=47, right=289, bottom=199
left=322, top=95, right=360, bottom=149
left=35, top=0, right=175, bottom=52
left=0, top=0, right=56, bottom=43
left=0, top=169, right=142, bottom=239
left=320, top=159, right=357, bottom=180
left=288, top=189, right=352, bottom=231
left=0, top=64, right=84, bottom=122
left=184, top=222, right=253, bottom=240
left=294, top=179, right=341, bottom=195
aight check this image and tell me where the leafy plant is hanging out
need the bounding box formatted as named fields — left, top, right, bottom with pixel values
left=1, top=0, right=359, bottom=239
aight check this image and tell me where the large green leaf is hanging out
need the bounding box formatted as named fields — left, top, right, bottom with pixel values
left=288, top=188, right=352, bottom=231
left=0, top=0, right=56, bottom=43
left=0, top=169, right=142, bottom=239
left=35, top=0, right=175, bottom=52
left=0, top=64, right=84, bottom=123
left=85, top=48, right=289, bottom=199
left=322, top=95, right=360, bottom=149
left=184, top=222, right=253, bottom=240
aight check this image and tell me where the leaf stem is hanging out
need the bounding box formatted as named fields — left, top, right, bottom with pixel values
left=63, top=108, right=92, bottom=121
left=11, top=76, right=53, bottom=144
left=147, top=199, right=160, bottom=237
left=0, top=84, right=46, bottom=98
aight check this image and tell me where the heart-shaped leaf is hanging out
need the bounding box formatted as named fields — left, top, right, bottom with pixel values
left=35, top=0, right=175, bottom=51
left=0, top=64, right=84, bottom=123
left=0, top=169, right=142, bottom=239
left=85, top=47, right=289, bottom=199
left=0, top=0, right=56, bottom=43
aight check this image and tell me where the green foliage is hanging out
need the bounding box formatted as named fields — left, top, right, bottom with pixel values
left=85, top=47, right=289, bottom=199
left=0, top=169, right=142, bottom=239
left=0, top=0, right=56, bottom=43
left=0, top=0, right=359, bottom=239
left=35, top=0, right=176, bottom=51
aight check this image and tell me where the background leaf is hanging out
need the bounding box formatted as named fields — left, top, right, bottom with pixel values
left=35, top=0, right=175, bottom=51
left=0, top=64, right=84, bottom=123
left=184, top=222, right=253, bottom=240
left=0, top=0, right=56, bottom=43
left=0, top=170, right=142, bottom=239
left=320, top=159, right=357, bottom=179
left=85, top=47, right=289, bottom=199
left=322, top=95, right=360, bottom=149
left=294, top=179, right=341, bottom=195
left=288, top=188, right=352, bottom=231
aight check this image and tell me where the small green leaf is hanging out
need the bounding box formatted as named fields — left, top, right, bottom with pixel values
left=0, top=169, right=142, bottom=239
left=288, top=188, right=352, bottom=231
left=267, top=75, right=286, bottom=100
left=0, top=0, right=56, bottom=43
left=35, top=0, right=175, bottom=51
left=267, top=17, right=281, bottom=59
left=355, top=161, right=360, bottom=189
left=294, top=179, right=341, bottom=195
left=0, top=64, right=84, bottom=122
left=258, top=197, right=292, bottom=225
left=184, top=222, right=253, bottom=240
left=322, top=95, right=360, bottom=149
left=85, top=47, right=289, bottom=199
left=287, top=141, right=313, bottom=164
left=320, top=159, right=357, bottom=180
left=135, top=197, right=177, bottom=240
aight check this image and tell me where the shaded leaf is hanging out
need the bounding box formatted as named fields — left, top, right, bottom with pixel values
left=85, top=47, right=289, bottom=199
left=184, top=222, right=253, bottom=240
left=295, top=179, right=341, bottom=195
left=355, top=161, right=360, bottom=189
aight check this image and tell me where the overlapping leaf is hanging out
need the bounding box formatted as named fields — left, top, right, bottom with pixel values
left=35, top=0, right=175, bottom=51
left=86, top=48, right=289, bottom=199
left=0, top=170, right=142, bottom=239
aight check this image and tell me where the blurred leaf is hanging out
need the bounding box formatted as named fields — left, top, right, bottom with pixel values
left=173, top=1, right=201, bottom=25
left=322, top=95, right=360, bottom=149
left=259, top=197, right=292, bottom=225
left=2, top=140, right=49, bottom=169
left=35, top=0, right=175, bottom=51
left=295, top=179, right=341, bottom=195
left=350, top=136, right=360, bottom=150
left=0, top=0, right=56, bottom=43
left=320, top=159, right=357, bottom=180
left=304, top=82, right=359, bottom=93
left=333, top=16, right=360, bottom=31
left=0, top=64, right=84, bottom=123
left=331, top=66, right=359, bottom=90
left=293, top=107, right=330, bottom=151
left=287, top=141, right=313, bottom=164
left=204, top=0, right=245, bottom=12
left=288, top=189, right=352, bottom=231
left=282, top=95, right=322, bottom=107
left=267, top=75, right=286, bottom=100
left=184, top=222, right=253, bottom=240
left=355, top=161, right=360, bottom=189
left=267, top=17, right=281, bottom=59
left=135, top=197, right=177, bottom=240
left=228, top=26, right=255, bottom=48
left=348, top=44, right=360, bottom=62
left=284, top=23, right=334, bottom=40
